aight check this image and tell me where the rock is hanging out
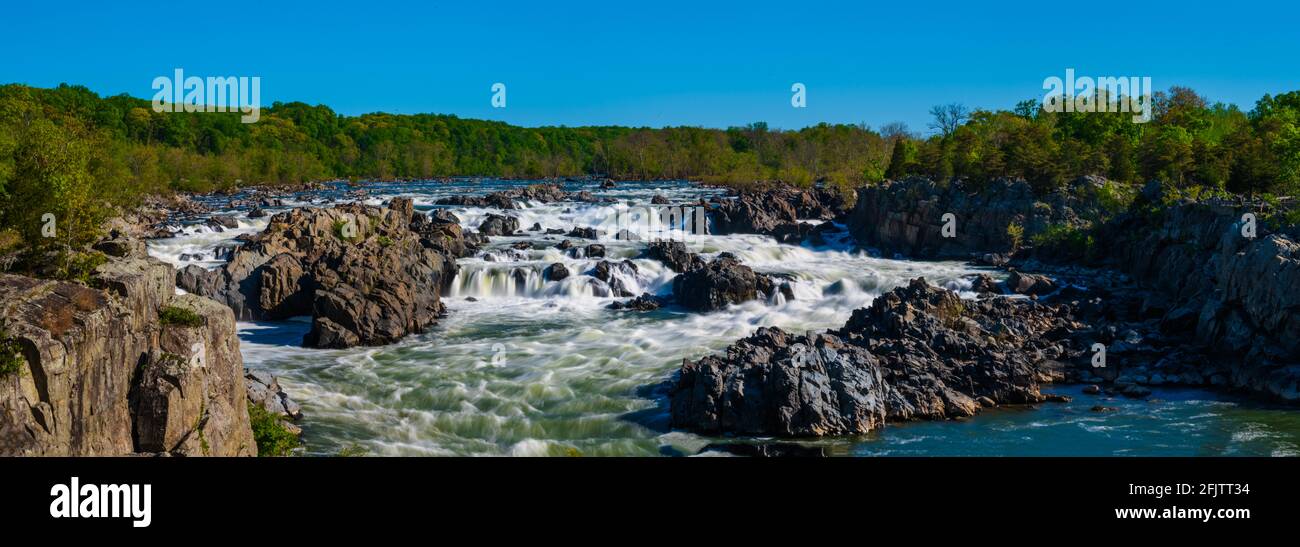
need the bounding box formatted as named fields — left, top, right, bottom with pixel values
left=245, top=370, right=302, bottom=421
left=567, top=227, right=599, bottom=239
left=178, top=198, right=460, bottom=348
left=585, top=244, right=606, bottom=258
left=1005, top=270, right=1056, bottom=296
left=431, top=209, right=461, bottom=224
left=478, top=213, right=520, bottom=236
left=206, top=214, right=239, bottom=230
left=846, top=177, right=1104, bottom=258
left=644, top=241, right=704, bottom=273
left=592, top=260, right=638, bottom=297
left=543, top=262, right=570, bottom=281
left=510, top=241, right=533, bottom=250
left=530, top=222, right=543, bottom=231
left=712, top=185, right=851, bottom=239
left=435, top=183, right=567, bottom=210
left=92, top=236, right=147, bottom=259
left=609, top=293, right=663, bottom=311
left=968, top=273, right=1000, bottom=295
left=0, top=260, right=255, bottom=456
left=1091, top=405, right=1119, bottom=412
left=651, top=194, right=670, bottom=205
left=672, top=255, right=767, bottom=311
left=248, top=206, right=267, bottom=218
left=670, top=278, right=1074, bottom=437
left=1082, top=384, right=1102, bottom=395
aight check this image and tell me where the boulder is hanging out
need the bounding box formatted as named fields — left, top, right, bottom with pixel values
left=178, top=198, right=461, bottom=348
left=670, top=278, right=1076, bottom=437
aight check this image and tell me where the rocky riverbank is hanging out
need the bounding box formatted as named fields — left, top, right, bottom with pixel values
left=177, top=197, right=466, bottom=348
left=666, top=178, right=1299, bottom=439
left=0, top=251, right=258, bottom=456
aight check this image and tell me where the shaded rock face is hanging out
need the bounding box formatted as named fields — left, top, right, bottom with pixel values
left=1005, top=270, right=1056, bottom=296
left=0, top=258, right=255, bottom=456
left=711, top=185, right=851, bottom=240
left=178, top=198, right=462, bottom=348
left=670, top=279, right=1077, bottom=437
left=477, top=213, right=519, bottom=236
left=672, top=255, right=782, bottom=311
left=644, top=241, right=704, bottom=273
left=1098, top=202, right=1300, bottom=400
left=245, top=369, right=301, bottom=421
left=591, top=260, right=639, bottom=297
left=847, top=177, right=1106, bottom=258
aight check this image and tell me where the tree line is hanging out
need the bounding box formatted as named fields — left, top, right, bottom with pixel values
left=1, top=82, right=1298, bottom=277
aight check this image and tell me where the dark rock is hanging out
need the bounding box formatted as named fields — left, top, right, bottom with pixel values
left=248, top=206, right=267, bottom=218
left=644, top=241, right=704, bottom=273
left=670, top=278, right=1076, bottom=437
left=585, top=244, right=606, bottom=258
left=672, top=256, right=768, bottom=311
left=651, top=194, right=670, bottom=205
left=609, top=292, right=663, bottom=311
left=1005, top=270, right=1056, bottom=296
left=206, top=214, right=239, bottom=230
left=591, top=260, right=639, bottom=297
left=543, top=262, right=570, bottom=281
left=178, top=198, right=460, bottom=348
left=478, top=214, right=520, bottom=236
left=567, top=227, right=599, bottom=239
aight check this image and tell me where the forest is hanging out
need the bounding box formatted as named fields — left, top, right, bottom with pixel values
left=1, top=82, right=1298, bottom=276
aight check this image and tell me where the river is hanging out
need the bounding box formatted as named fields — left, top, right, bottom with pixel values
left=147, top=179, right=1300, bottom=456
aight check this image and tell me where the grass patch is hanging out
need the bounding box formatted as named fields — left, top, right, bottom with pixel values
left=248, top=402, right=300, bottom=457
left=0, top=326, right=26, bottom=378
left=159, top=305, right=204, bottom=328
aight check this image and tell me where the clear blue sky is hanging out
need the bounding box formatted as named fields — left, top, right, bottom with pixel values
left=2, top=1, right=1297, bottom=132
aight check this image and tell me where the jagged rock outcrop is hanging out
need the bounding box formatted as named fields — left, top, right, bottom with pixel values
left=591, top=260, right=639, bottom=297
left=1096, top=202, right=1300, bottom=400
left=435, top=183, right=569, bottom=209
left=643, top=241, right=704, bottom=273
left=672, top=255, right=788, bottom=311
left=669, top=278, right=1077, bottom=436
left=178, top=198, right=462, bottom=348
left=0, top=257, right=256, bottom=456
left=712, top=185, right=852, bottom=242
left=477, top=213, right=519, bottom=236
left=847, top=177, right=1109, bottom=258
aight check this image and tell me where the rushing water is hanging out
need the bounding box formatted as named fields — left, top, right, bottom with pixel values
left=148, top=179, right=1300, bottom=456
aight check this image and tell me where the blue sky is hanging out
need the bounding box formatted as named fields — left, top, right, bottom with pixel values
left=2, top=1, right=1297, bottom=132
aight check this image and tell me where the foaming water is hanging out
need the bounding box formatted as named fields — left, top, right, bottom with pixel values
left=151, top=179, right=1300, bottom=456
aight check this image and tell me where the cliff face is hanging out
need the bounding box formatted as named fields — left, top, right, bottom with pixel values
left=0, top=257, right=255, bottom=456
left=1103, top=203, right=1300, bottom=400
left=846, top=177, right=1109, bottom=259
